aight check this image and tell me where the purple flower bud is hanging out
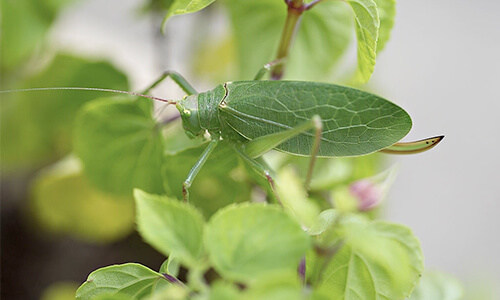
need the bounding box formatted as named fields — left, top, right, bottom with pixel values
left=350, top=179, right=383, bottom=211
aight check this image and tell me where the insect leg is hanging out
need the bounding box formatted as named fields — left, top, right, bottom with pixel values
left=243, top=116, right=321, bottom=159
left=305, top=116, right=323, bottom=190
left=182, top=138, right=219, bottom=202
left=142, top=71, right=198, bottom=95
left=253, top=58, right=286, bottom=80
left=232, top=145, right=282, bottom=205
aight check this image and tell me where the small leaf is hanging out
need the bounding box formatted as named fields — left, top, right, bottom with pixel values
left=346, top=0, right=380, bottom=83
left=73, top=97, right=164, bottom=195
left=408, top=271, right=464, bottom=300
left=30, top=157, right=135, bottom=243
left=163, top=0, right=216, bottom=24
left=374, top=0, right=396, bottom=52
left=310, top=214, right=424, bottom=299
left=205, top=203, right=311, bottom=283
left=76, top=263, right=170, bottom=300
left=135, top=189, right=205, bottom=268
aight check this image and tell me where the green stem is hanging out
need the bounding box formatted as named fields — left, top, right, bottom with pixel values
left=271, top=0, right=306, bottom=80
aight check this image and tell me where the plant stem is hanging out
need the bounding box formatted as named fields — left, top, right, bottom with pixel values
left=271, top=0, right=306, bottom=80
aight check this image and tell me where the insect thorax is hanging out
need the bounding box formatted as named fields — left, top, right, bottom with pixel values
left=177, top=84, right=226, bottom=138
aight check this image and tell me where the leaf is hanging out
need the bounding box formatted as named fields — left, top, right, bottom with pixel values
left=162, top=140, right=251, bottom=218
left=73, top=97, right=164, bottom=195
left=208, top=281, right=241, bottom=300
left=163, top=0, right=216, bottom=24
left=408, top=271, right=464, bottom=300
left=374, top=0, right=396, bottom=52
left=309, top=213, right=424, bottom=299
left=0, top=55, right=129, bottom=173
left=30, top=157, right=135, bottom=243
left=222, top=0, right=352, bottom=81
left=76, top=263, right=170, bottom=300
left=346, top=0, right=380, bottom=83
left=135, top=189, right=205, bottom=268
left=243, top=270, right=303, bottom=300
left=204, top=203, right=311, bottom=283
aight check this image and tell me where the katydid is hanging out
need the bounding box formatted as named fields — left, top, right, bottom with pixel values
left=1, top=71, right=443, bottom=202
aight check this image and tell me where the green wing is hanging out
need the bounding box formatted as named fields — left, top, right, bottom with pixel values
left=219, top=81, right=411, bottom=157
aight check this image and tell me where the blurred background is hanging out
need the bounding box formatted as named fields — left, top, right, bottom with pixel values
left=1, top=0, right=499, bottom=299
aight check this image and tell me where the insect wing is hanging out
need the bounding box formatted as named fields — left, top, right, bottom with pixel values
left=219, top=81, right=412, bottom=157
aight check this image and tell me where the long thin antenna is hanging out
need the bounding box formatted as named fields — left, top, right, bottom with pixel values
left=0, top=87, right=177, bottom=104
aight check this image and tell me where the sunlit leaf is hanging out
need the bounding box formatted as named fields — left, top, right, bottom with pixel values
left=30, top=157, right=134, bottom=243
left=73, top=97, right=164, bottom=195
left=135, top=189, right=205, bottom=268
left=205, top=203, right=311, bottom=283
left=308, top=212, right=424, bottom=299
left=346, top=0, right=380, bottom=83
left=0, top=55, right=129, bottom=173
left=163, top=0, right=216, bottom=24
left=76, top=263, right=170, bottom=300
left=374, top=0, right=396, bottom=52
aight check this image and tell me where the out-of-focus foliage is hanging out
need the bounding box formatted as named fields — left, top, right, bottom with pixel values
left=0, top=55, right=129, bottom=173
left=0, top=0, right=75, bottom=72
left=408, top=271, right=464, bottom=300
left=30, top=158, right=135, bottom=243
left=40, top=281, right=80, bottom=300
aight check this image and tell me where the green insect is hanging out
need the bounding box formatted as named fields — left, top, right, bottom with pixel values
left=2, top=69, right=443, bottom=202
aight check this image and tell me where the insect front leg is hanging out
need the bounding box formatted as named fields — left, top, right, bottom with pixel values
left=242, top=115, right=323, bottom=191
left=142, top=70, right=198, bottom=95
left=182, top=138, right=219, bottom=202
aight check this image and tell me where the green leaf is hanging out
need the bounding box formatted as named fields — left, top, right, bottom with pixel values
left=0, top=55, right=129, bottom=173
left=374, top=0, right=396, bottom=52
left=310, top=213, right=424, bottom=299
left=163, top=0, right=216, bottom=24
left=30, top=157, right=135, bottom=243
left=73, top=97, right=164, bottom=195
left=408, top=271, right=464, bottom=300
left=76, top=263, right=169, bottom=300
left=208, top=281, right=241, bottom=300
left=162, top=140, right=251, bottom=218
left=134, top=189, right=205, bottom=268
left=222, top=0, right=352, bottom=81
left=205, top=203, right=311, bottom=283
left=159, top=255, right=180, bottom=277
left=243, top=270, right=303, bottom=300
left=346, top=0, right=380, bottom=83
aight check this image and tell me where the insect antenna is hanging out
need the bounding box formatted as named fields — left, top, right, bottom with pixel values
left=0, top=87, right=177, bottom=105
